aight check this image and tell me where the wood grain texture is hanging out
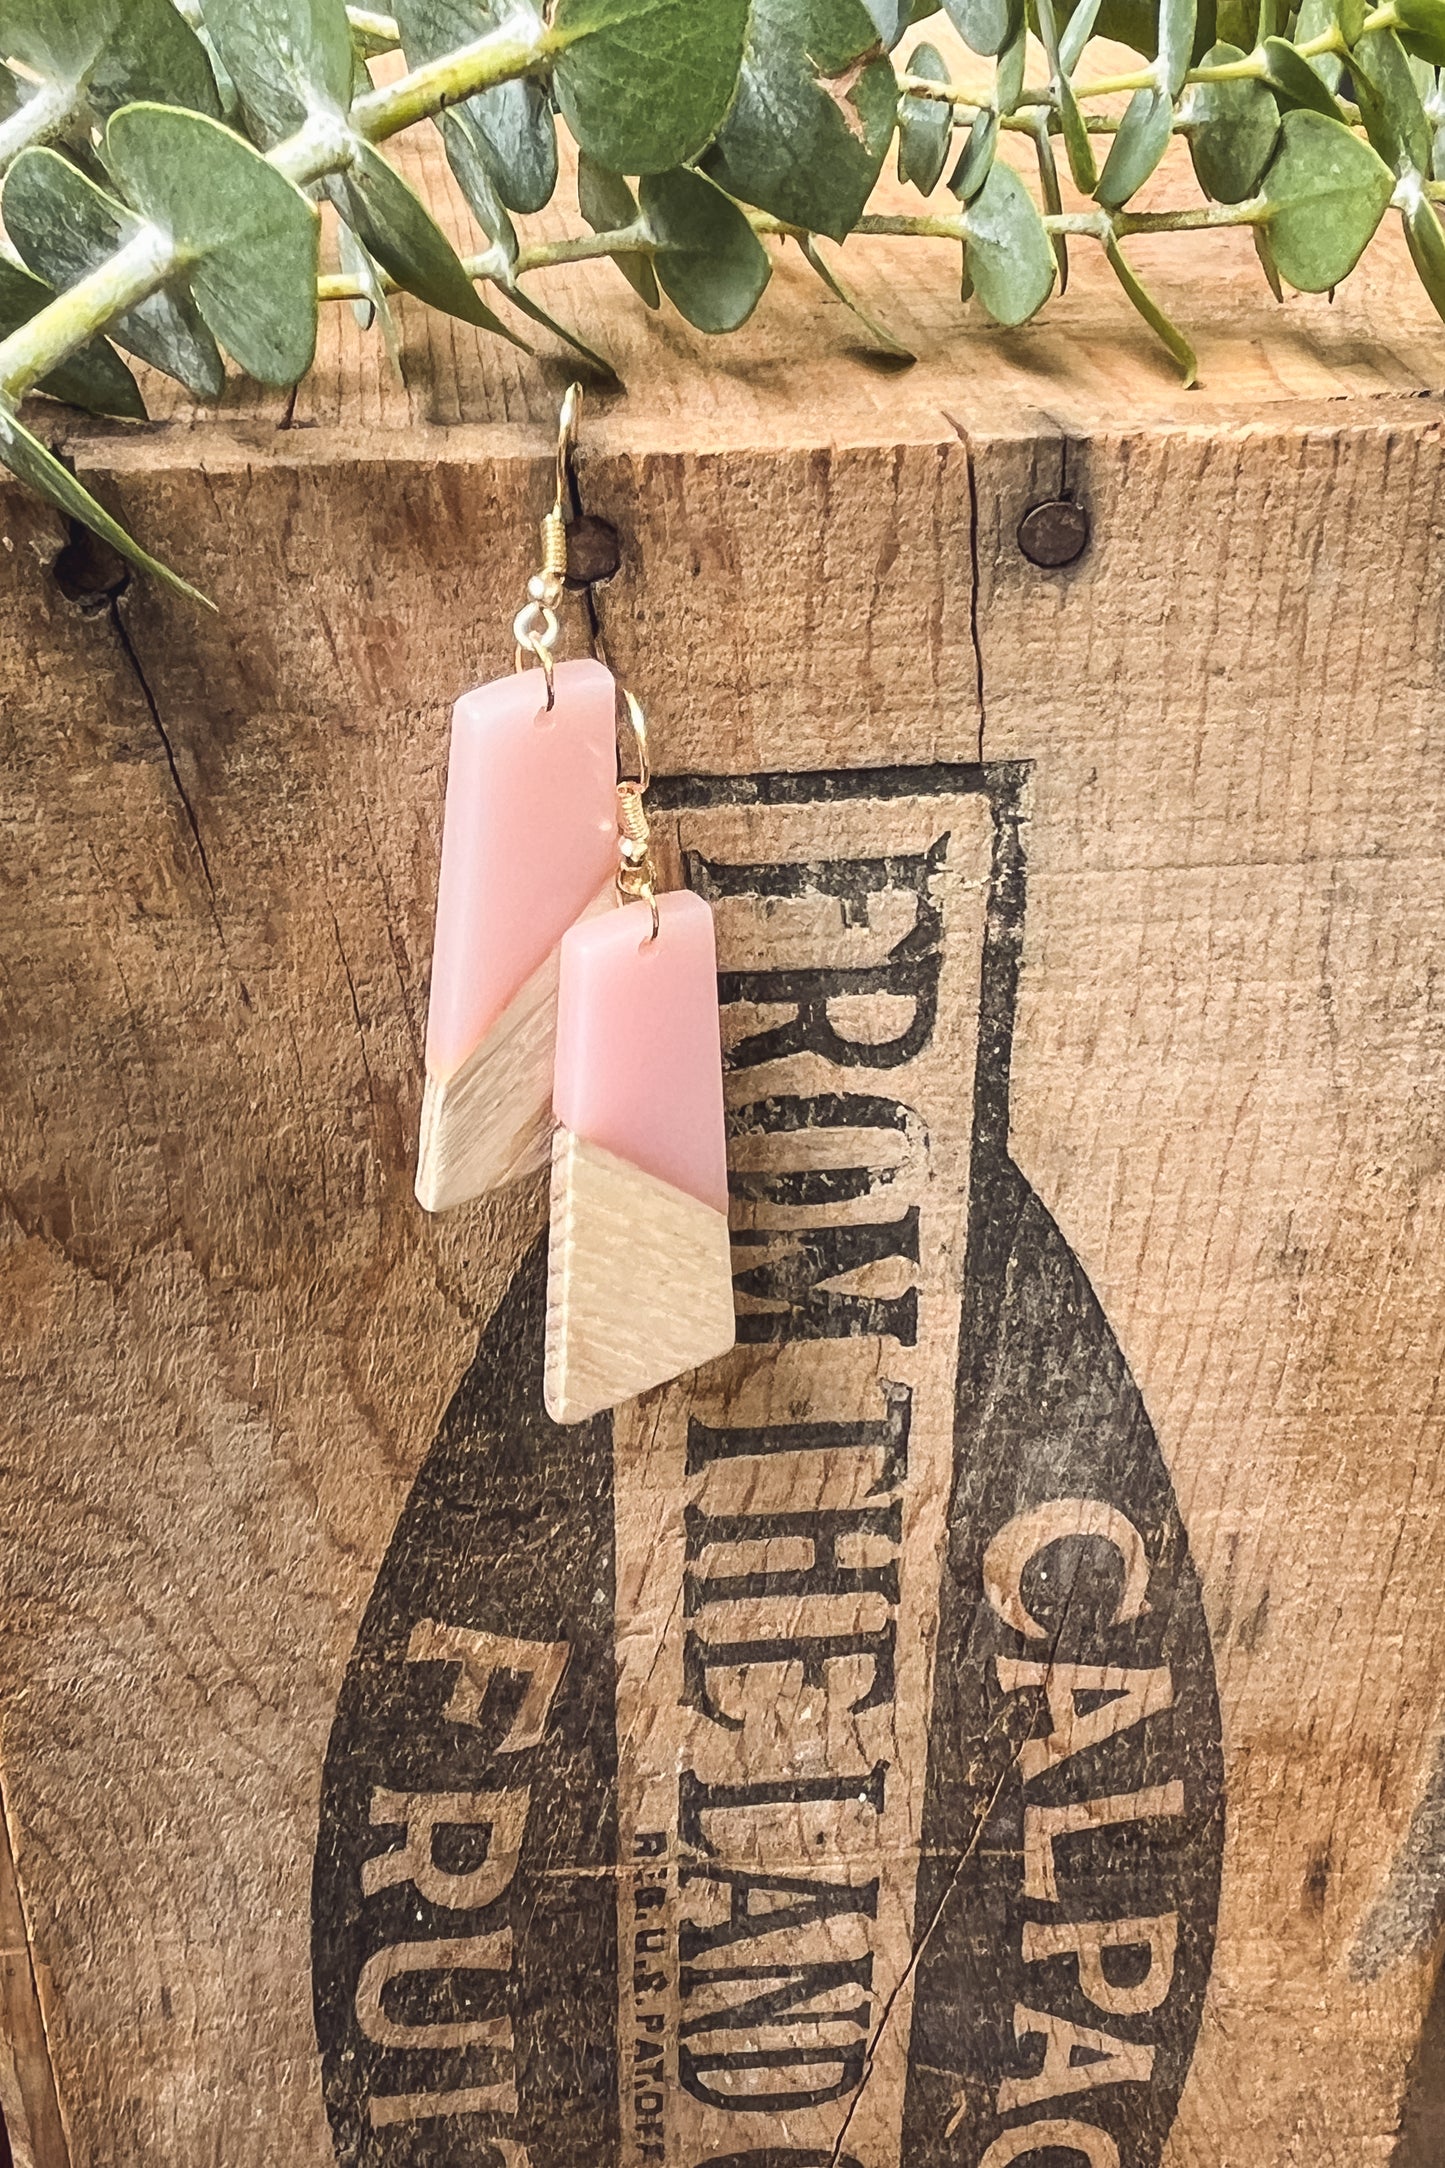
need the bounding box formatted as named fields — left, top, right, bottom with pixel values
left=416, top=888, right=610, bottom=1213
left=0, top=52, right=1442, bottom=2168
left=543, top=1130, right=735, bottom=1425
left=0, top=1781, right=68, bottom=2168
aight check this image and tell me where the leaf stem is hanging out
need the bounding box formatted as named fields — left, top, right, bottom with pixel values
left=0, top=224, right=176, bottom=404
left=349, top=18, right=549, bottom=141
left=0, top=75, right=78, bottom=171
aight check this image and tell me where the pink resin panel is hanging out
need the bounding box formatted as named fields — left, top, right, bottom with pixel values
left=553, top=890, right=730, bottom=1216
left=424, top=658, right=619, bottom=1079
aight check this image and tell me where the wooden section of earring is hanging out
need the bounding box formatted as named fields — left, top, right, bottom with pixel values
left=415, top=658, right=619, bottom=1212
left=416, top=889, right=609, bottom=1210
left=543, top=889, right=735, bottom=1425
left=545, top=1132, right=736, bottom=1424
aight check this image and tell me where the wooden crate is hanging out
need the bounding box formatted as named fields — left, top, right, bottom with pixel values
left=2, top=114, right=1444, bottom=2168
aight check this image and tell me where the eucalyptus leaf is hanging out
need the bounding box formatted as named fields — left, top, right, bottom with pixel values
left=1038, top=0, right=1098, bottom=187
left=3, top=143, right=225, bottom=398
left=864, top=0, right=916, bottom=40
left=1291, top=0, right=1343, bottom=91
left=578, top=152, right=659, bottom=306
left=997, top=12, right=1028, bottom=107
left=0, top=0, right=220, bottom=124
left=798, top=234, right=916, bottom=355
left=498, top=279, right=622, bottom=381
left=1158, top=0, right=1197, bottom=93
left=898, top=41, right=952, bottom=193
left=1103, top=231, right=1198, bottom=380
left=1058, top=0, right=1102, bottom=72
left=1403, top=185, right=1445, bottom=321
left=200, top=0, right=350, bottom=144
left=0, top=407, right=209, bottom=603
left=638, top=164, right=771, bottom=332
left=1096, top=85, right=1174, bottom=205
left=333, top=136, right=525, bottom=338
left=1258, top=105, right=1394, bottom=287
left=1395, top=0, right=1445, bottom=66
left=1254, top=218, right=1285, bottom=294
left=1350, top=28, right=1431, bottom=174
left=1031, top=112, right=1069, bottom=289
left=0, top=257, right=143, bottom=414
left=962, top=155, right=1056, bottom=323
left=105, top=102, right=320, bottom=385
left=336, top=217, right=403, bottom=378
left=942, top=0, right=1014, bottom=55
left=1263, top=34, right=1345, bottom=115
left=706, top=0, right=900, bottom=243
left=436, top=108, right=519, bottom=259
left=1186, top=44, right=1279, bottom=201
left=950, top=107, right=999, bottom=198
left=391, top=0, right=557, bottom=213
left=551, top=0, right=751, bottom=175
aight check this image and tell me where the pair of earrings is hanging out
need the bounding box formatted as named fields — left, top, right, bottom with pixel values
left=413, top=387, right=736, bottom=1425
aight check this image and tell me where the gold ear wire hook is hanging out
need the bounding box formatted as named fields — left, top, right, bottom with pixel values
left=515, top=382, right=583, bottom=711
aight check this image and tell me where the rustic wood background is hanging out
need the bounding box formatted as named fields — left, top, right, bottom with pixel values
left=2, top=63, right=1445, bottom=2168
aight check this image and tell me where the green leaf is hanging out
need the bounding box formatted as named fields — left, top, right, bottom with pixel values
left=941, top=0, right=1015, bottom=55
left=962, top=156, right=1056, bottom=323
left=1103, top=231, right=1198, bottom=380
left=1037, top=0, right=1098, bottom=188
left=1291, top=0, right=1343, bottom=90
left=578, top=151, right=660, bottom=305
left=798, top=233, right=916, bottom=355
left=1254, top=217, right=1285, bottom=291
left=1394, top=0, right=1445, bottom=65
left=1031, top=111, right=1069, bottom=290
left=550, top=0, right=751, bottom=175
left=0, top=258, right=143, bottom=416
left=1403, top=186, right=1445, bottom=320
left=864, top=0, right=916, bottom=40
left=336, top=217, right=404, bottom=379
left=1258, top=105, right=1394, bottom=287
left=0, top=408, right=210, bottom=603
left=392, top=0, right=557, bottom=213
left=1158, top=0, right=1197, bottom=91
left=195, top=0, right=347, bottom=144
left=3, top=145, right=225, bottom=399
left=1058, top=0, right=1102, bottom=72
left=332, top=137, right=526, bottom=339
left=0, top=0, right=220, bottom=124
left=1262, top=34, right=1344, bottom=115
left=706, top=0, right=900, bottom=242
left=435, top=108, right=519, bottom=257
left=997, top=10, right=1029, bottom=105
left=639, top=165, right=771, bottom=331
left=1096, top=85, right=1174, bottom=204
left=898, top=41, right=952, bottom=192
left=950, top=106, right=998, bottom=197
left=1186, top=43, right=1279, bottom=201
left=105, top=103, right=320, bottom=385
left=499, top=279, right=622, bottom=380
left=1350, top=28, right=1432, bottom=174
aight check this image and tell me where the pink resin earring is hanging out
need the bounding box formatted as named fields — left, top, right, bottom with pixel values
left=544, top=714, right=735, bottom=1423
left=415, top=386, right=617, bottom=1212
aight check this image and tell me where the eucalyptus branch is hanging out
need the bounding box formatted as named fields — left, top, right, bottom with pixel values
left=0, top=0, right=1424, bottom=592
left=0, top=225, right=177, bottom=402
left=0, top=18, right=548, bottom=404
